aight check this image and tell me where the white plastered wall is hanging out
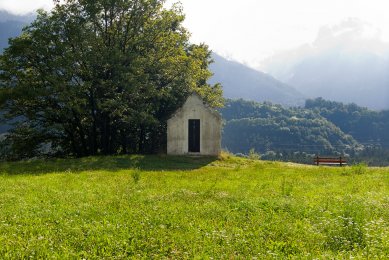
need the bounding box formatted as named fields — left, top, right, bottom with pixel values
left=167, top=94, right=221, bottom=156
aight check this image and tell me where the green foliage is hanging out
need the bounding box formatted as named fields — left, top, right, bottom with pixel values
left=0, top=0, right=222, bottom=159
left=2, top=123, right=48, bottom=160
left=131, top=168, right=141, bottom=184
left=280, top=176, right=294, bottom=197
left=248, top=148, right=260, bottom=160
left=0, top=155, right=388, bottom=258
left=351, top=163, right=368, bottom=175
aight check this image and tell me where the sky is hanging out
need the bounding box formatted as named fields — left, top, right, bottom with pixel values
left=2, top=0, right=389, bottom=69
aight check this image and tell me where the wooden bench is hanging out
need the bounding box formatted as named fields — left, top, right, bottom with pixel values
left=314, top=156, right=347, bottom=166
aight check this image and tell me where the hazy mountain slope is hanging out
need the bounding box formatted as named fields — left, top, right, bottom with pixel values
left=0, top=11, right=35, bottom=134
left=0, top=20, right=25, bottom=50
left=264, top=19, right=389, bottom=110
left=209, top=54, right=305, bottom=106
left=286, top=50, right=389, bottom=110
left=0, top=10, right=34, bottom=51
left=0, top=123, right=10, bottom=133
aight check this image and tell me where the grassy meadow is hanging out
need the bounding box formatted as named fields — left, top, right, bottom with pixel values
left=0, top=154, right=388, bottom=258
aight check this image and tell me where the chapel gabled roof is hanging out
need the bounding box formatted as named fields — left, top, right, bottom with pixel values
left=168, top=92, right=222, bottom=120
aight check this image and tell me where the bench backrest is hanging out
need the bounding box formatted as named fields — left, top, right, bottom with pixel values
left=314, top=156, right=347, bottom=166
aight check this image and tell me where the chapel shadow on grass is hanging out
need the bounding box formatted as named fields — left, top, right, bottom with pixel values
left=0, top=154, right=218, bottom=175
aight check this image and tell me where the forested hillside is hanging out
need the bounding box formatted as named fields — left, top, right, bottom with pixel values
left=306, top=98, right=389, bottom=148
left=221, top=99, right=389, bottom=165
left=221, top=99, right=359, bottom=157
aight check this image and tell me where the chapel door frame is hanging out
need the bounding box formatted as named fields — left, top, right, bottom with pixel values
left=188, top=119, right=200, bottom=153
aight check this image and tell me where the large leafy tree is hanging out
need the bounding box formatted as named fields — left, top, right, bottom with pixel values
left=0, top=0, right=222, bottom=158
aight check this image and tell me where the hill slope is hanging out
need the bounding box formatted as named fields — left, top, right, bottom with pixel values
left=209, top=54, right=305, bottom=106
left=0, top=11, right=34, bottom=51
left=305, top=98, right=389, bottom=148
left=0, top=155, right=388, bottom=258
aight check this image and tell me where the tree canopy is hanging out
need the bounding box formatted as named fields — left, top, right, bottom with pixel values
left=0, top=0, right=223, bottom=159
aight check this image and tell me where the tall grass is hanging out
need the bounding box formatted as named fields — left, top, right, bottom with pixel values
left=0, top=155, right=388, bottom=258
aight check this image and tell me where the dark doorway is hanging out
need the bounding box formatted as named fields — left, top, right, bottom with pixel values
left=188, top=119, right=200, bottom=153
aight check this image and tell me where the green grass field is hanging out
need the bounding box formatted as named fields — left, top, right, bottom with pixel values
left=0, top=154, right=388, bottom=258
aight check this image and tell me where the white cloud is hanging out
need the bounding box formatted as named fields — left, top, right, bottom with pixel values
left=313, top=19, right=385, bottom=52
left=165, top=0, right=389, bottom=67
left=0, top=0, right=53, bottom=14
left=262, top=18, right=389, bottom=81
left=3, top=0, right=389, bottom=67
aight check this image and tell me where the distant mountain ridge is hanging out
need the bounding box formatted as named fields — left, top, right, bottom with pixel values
left=209, top=54, right=305, bottom=106
left=263, top=19, right=389, bottom=110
